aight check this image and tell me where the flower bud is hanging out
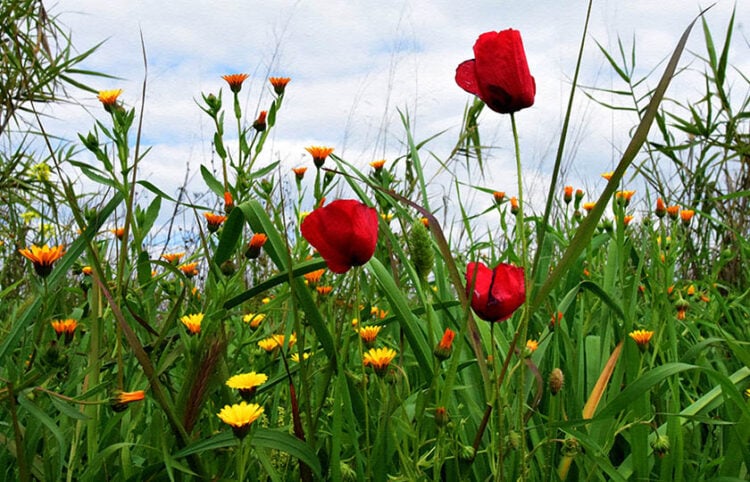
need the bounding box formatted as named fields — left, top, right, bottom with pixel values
left=434, top=406, right=449, bottom=428
left=651, top=434, right=670, bottom=458
left=408, top=220, right=434, bottom=280
left=549, top=368, right=564, bottom=395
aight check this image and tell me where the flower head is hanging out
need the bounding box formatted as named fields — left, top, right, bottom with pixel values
left=301, top=199, right=379, bottom=274
left=82, top=266, right=93, bottom=276
left=601, top=172, right=614, bottom=181
left=292, top=166, right=308, bottom=180
left=221, top=73, right=249, bottom=93
left=226, top=372, right=268, bottom=401
left=563, top=186, right=573, bottom=204
left=455, top=29, right=535, bottom=114
left=50, top=319, right=78, bottom=344
left=217, top=402, right=264, bottom=439
left=19, top=244, right=65, bottom=278
left=258, top=333, right=296, bottom=353
left=370, top=159, right=386, bottom=171
left=253, top=110, right=267, bottom=131
left=583, top=202, right=596, bottom=212
left=180, top=313, right=203, bottom=335
left=305, top=146, right=335, bottom=168
left=224, top=191, right=234, bottom=213
left=363, top=347, right=397, bottom=377
left=179, top=262, right=199, bottom=278
left=629, top=329, right=654, bottom=352
left=304, top=268, right=326, bottom=286
left=434, top=328, right=456, bottom=361
left=242, top=313, right=265, bottom=329
left=465, top=261, right=525, bottom=322
left=615, top=190, right=636, bottom=205
left=97, top=89, right=122, bottom=110
left=110, top=390, right=145, bottom=412
left=493, top=191, right=506, bottom=204
left=291, top=352, right=311, bottom=363
left=680, top=209, right=694, bottom=226
left=269, top=77, right=291, bottom=95
left=245, top=233, right=268, bottom=259
left=111, top=227, right=125, bottom=239
left=161, top=252, right=185, bottom=264
left=510, top=196, right=519, bottom=215
left=204, top=213, right=227, bottom=233
left=666, top=205, right=680, bottom=220
left=358, top=325, right=382, bottom=346
left=655, top=198, right=667, bottom=218
left=316, top=285, right=333, bottom=296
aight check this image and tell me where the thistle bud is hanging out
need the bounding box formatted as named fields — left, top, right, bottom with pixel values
left=549, top=368, right=564, bottom=395
left=408, top=220, right=434, bottom=280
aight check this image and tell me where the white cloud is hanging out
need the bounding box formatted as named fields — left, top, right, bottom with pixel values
left=36, top=0, right=747, bottom=240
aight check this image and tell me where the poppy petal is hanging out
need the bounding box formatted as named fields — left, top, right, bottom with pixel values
left=455, top=59, right=481, bottom=96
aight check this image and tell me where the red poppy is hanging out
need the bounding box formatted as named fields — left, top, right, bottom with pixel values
left=300, top=199, right=378, bottom=274
left=455, top=29, right=535, bottom=114
left=465, top=261, right=525, bottom=322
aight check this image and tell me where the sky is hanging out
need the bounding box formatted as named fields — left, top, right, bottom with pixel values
left=42, top=0, right=748, bottom=238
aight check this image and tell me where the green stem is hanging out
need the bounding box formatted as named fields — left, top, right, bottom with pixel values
left=510, top=112, right=530, bottom=481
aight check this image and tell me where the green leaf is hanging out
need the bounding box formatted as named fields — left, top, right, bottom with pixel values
left=253, top=428, right=322, bottom=478
left=200, top=164, right=224, bottom=197
left=368, top=257, right=433, bottom=381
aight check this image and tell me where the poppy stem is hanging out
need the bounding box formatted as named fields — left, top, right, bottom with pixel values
left=510, top=112, right=530, bottom=480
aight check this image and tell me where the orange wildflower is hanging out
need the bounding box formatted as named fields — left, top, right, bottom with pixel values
left=110, top=390, right=145, bottom=412
left=180, top=313, right=203, bottom=335
left=243, top=313, right=265, bottom=329
left=493, top=191, right=505, bottom=204
left=179, top=262, right=199, bottom=278
left=50, top=319, right=77, bottom=344
left=583, top=202, right=596, bottom=212
left=81, top=266, right=93, bottom=276
left=253, top=110, right=267, bottom=131
left=269, top=76, right=290, bottom=95
left=305, top=146, right=334, bottom=168
left=304, top=268, right=325, bottom=286
left=161, top=252, right=185, bottom=264
left=245, top=233, right=268, bottom=259
left=525, top=339, right=539, bottom=353
left=623, top=215, right=634, bottom=226
left=434, top=328, right=455, bottom=360
left=563, top=186, right=573, bottom=204
left=655, top=198, right=666, bottom=218
left=97, top=89, right=122, bottom=109
left=358, top=325, right=382, bottom=345
left=629, top=329, right=654, bottom=351
left=510, top=196, right=519, bottom=214
left=601, top=171, right=613, bottom=181
left=363, top=347, right=397, bottom=376
left=111, top=227, right=125, bottom=239
left=224, top=191, right=234, bottom=213
left=370, top=159, right=386, bottom=170
left=222, top=73, right=249, bottom=93
left=204, top=213, right=227, bottom=233
left=680, top=209, right=694, bottom=225
left=316, top=285, right=333, bottom=296
left=666, top=205, right=680, bottom=220
left=19, top=244, right=65, bottom=278
left=258, top=333, right=296, bottom=352
left=292, top=166, right=308, bottom=180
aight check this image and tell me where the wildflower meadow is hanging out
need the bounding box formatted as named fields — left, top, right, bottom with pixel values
left=2, top=2, right=749, bottom=481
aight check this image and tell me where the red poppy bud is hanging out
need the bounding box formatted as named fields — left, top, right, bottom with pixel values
left=465, top=261, right=525, bottom=322
left=301, top=199, right=378, bottom=274
left=456, top=29, right=536, bottom=114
